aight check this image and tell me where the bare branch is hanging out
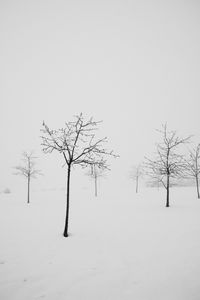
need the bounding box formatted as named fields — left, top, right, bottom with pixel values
left=41, top=114, right=119, bottom=170
left=14, top=151, right=42, bottom=179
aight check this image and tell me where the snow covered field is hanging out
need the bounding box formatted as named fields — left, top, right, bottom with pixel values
left=0, top=183, right=200, bottom=300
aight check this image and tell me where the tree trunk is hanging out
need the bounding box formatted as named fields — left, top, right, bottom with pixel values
left=136, top=176, right=138, bottom=193
left=166, top=174, right=170, bottom=207
left=27, top=176, right=30, bottom=204
left=196, top=175, right=200, bottom=199
left=63, top=164, right=71, bottom=237
left=94, top=174, right=97, bottom=197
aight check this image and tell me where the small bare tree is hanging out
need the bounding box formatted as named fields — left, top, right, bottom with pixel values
left=41, top=113, right=118, bottom=237
left=145, top=124, right=191, bottom=207
left=87, top=164, right=106, bottom=197
left=14, top=152, right=42, bottom=204
left=130, top=164, right=143, bottom=193
left=184, top=144, right=200, bottom=199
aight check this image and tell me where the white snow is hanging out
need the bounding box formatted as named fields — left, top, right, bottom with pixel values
left=0, top=182, right=200, bottom=300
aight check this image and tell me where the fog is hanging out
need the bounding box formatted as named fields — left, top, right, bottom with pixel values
left=1, top=0, right=200, bottom=191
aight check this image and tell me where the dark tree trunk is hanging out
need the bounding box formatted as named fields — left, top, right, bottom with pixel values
left=27, top=176, right=30, bottom=204
left=166, top=174, right=170, bottom=207
left=63, top=164, right=71, bottom=237
left=94, top=174, right=97, bottom=197
left=196, top=175, right=200, bottom=199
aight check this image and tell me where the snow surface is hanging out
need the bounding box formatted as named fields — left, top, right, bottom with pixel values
left=0, top=182, right=200, bottom=300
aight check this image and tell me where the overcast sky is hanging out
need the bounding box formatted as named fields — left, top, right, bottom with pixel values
left=1, top=0, right=200, bottom=191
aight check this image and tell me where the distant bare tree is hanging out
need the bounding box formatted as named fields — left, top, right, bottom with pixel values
left=130, top=164, right=143, bottom=193
left=14, top=152, right=42, bottom=204
left=145, top=124, right=191, bottom=207
left=184, top=144, right=200, bottom=199
left=145, top=174, right=162, bottom=190
left=87, top=164, right=106, bottom=197
left=3, top=188, right=11, bottom=194
left=41, top=113, right=118, bottom=237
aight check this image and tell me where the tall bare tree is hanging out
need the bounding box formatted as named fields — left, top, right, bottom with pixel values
left=145, top=124, right=191, bottom=207
left=130, top=164, right=143, bottom=193
left=184, top=144, right=200, bottom=199
left=14, top=152, right=42, bottom=204
left=41, top=113, right=118, bottom=237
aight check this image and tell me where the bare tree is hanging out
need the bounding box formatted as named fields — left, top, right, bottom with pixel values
left=14, top=152, right=42, bottom=204
left=87, top=164, right=106, bottom=197
left=41, top=113, right=118, bottom=237
left=145, top=124, right=191, bottom=207
left=130, top=164, right=143, bottom=193
left=184, top=144, right=200, bottom=199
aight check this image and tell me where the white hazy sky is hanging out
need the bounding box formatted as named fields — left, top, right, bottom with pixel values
left=1, top=0, right=200, bottom=190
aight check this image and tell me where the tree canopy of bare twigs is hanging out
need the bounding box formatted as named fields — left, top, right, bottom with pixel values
left=144, top=124, right=191, bottom=207
left=14, top=151, right=42, bottom=204
left=184, top=144, right=200, bottom=198
left=41, top=113, right=119, bottom=237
